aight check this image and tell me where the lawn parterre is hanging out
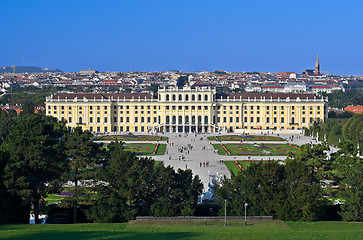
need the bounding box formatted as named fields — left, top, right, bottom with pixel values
left=208, top=135, right=285, bottom=142
left=213, top=143, right=300, bottom=156
left=124, top=143, right=167, bottom=155
left=94, top=135, right=168, bottom=141
left=101, top=143, right=167, bottom=155
left=224, top=160, right=278, bottom=175
left=0, top=220, right=362, bottom=240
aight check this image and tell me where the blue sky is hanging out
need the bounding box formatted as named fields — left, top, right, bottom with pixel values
left=0, top=0, right=362, bottom=75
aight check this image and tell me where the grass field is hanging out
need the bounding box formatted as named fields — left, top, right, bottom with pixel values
left=213, top=143, right=300, bottom=156
left=102, top=143, right=166, bottom=155
left=0, top=220, right=362, bottom=240
left=224, top=160, right=280, bottom=175
left=94, top=135, right=168, bottom=141
left=208, top=135, right=285, bottom=142
left=124, top=143, right=166, bottom=155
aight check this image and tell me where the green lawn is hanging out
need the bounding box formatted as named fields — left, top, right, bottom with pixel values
left=102, top=143, right=167, bottom=156
left=224, top=160, right=275, bottom=175
left=0, top=220, right=362, bottom=240
left=124, top=143, right=167, bottom=155
left=208, top=135, right=285, bottom=142
left=44, top=194, right=65, bottom=205
left=94, top=135, right=168, bottom=141
left=224, top=161, right=241, bottom=175
left=213, top=143, right=300, bottom=156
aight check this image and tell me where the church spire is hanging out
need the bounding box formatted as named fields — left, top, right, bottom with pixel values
left=315, top=53, right=320, bottom=74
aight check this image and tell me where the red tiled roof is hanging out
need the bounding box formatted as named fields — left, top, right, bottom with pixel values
left=344, top=106, right=363, bottom=114
left=52, top=92, right=155, bottom=100
left=228, top=93, right=318, bottom=100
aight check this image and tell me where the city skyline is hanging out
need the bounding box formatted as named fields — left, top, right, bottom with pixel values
left=1, top=0, right=363, bottom=75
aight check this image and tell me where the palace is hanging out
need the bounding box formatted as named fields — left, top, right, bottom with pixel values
left=45, top=86, right=328, bottom=133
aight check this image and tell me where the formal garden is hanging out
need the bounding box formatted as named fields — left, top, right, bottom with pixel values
left=94, top=135, right=168, bottom=141
left=224, top=160, right=266, bottom=175
left=213, top=143, right=301, bottom=156
left=102, top=143, right=166, bottom=155
left=208, top=135, right=286, bottom=142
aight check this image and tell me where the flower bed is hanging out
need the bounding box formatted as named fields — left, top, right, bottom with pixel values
left=213, top=143, right=300, bottom=156
left=208, top=135, right=285, bottom=142
left=152, top=143, right=160, bottom=155
left=95, top=135, right=168, bottom=141
left=220, top=143, right=231, bottom=155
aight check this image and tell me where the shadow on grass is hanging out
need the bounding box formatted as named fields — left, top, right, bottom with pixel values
left=0, top=230, right=199, bottom=240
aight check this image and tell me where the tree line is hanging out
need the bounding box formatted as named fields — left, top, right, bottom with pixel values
left=216, top=141, right=363, bottom=221
left=306, top=113, right=362, bottom=155
left=0, top=112, right=202, bottom=224
left=0, top=109, right=361, bottom=224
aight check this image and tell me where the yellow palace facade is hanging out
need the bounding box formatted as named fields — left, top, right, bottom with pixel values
left=45, top=86, right=328, bottom=133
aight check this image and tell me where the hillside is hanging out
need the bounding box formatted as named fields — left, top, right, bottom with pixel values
left=0, top=66, right=62, bottom=73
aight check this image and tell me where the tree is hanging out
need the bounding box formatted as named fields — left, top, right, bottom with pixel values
left=289, top=143, right=329, bottom=180
left=277, top=158, right=326, bottom=221
left=336, top=155, right=363, bottom=221
left=151, top=165, right=203, bottom=217
left=86, top=142, right=154, bottom=222
left=61, top=126, right=103, bottom=223
left=86, top=142, right=203, bottom=222
left=3, top=114, right=67, bottom=223
left=215, top=159, right=325, bottom=221
left=0, top=146, right=29, bottom=224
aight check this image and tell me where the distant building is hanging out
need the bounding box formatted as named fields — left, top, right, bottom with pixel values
left=303, top=54, right=321, bottom=75
left=284, top=82, right=307, bottom=92
left=261, top=84, right=284, bottom=93
left=315, top=53, right=320, bottom=74
left=80, top=69, right=98, bottom=75
left=245, top=84, right=261, bottom=92
left=0, top=104, right=22, bottom=114
left=344, top=106, right=363, bottom=114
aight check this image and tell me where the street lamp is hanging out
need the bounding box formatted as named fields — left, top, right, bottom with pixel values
left=244, top=202, right=248, bottom=226
left=224, top=199, right=227, bottom=226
